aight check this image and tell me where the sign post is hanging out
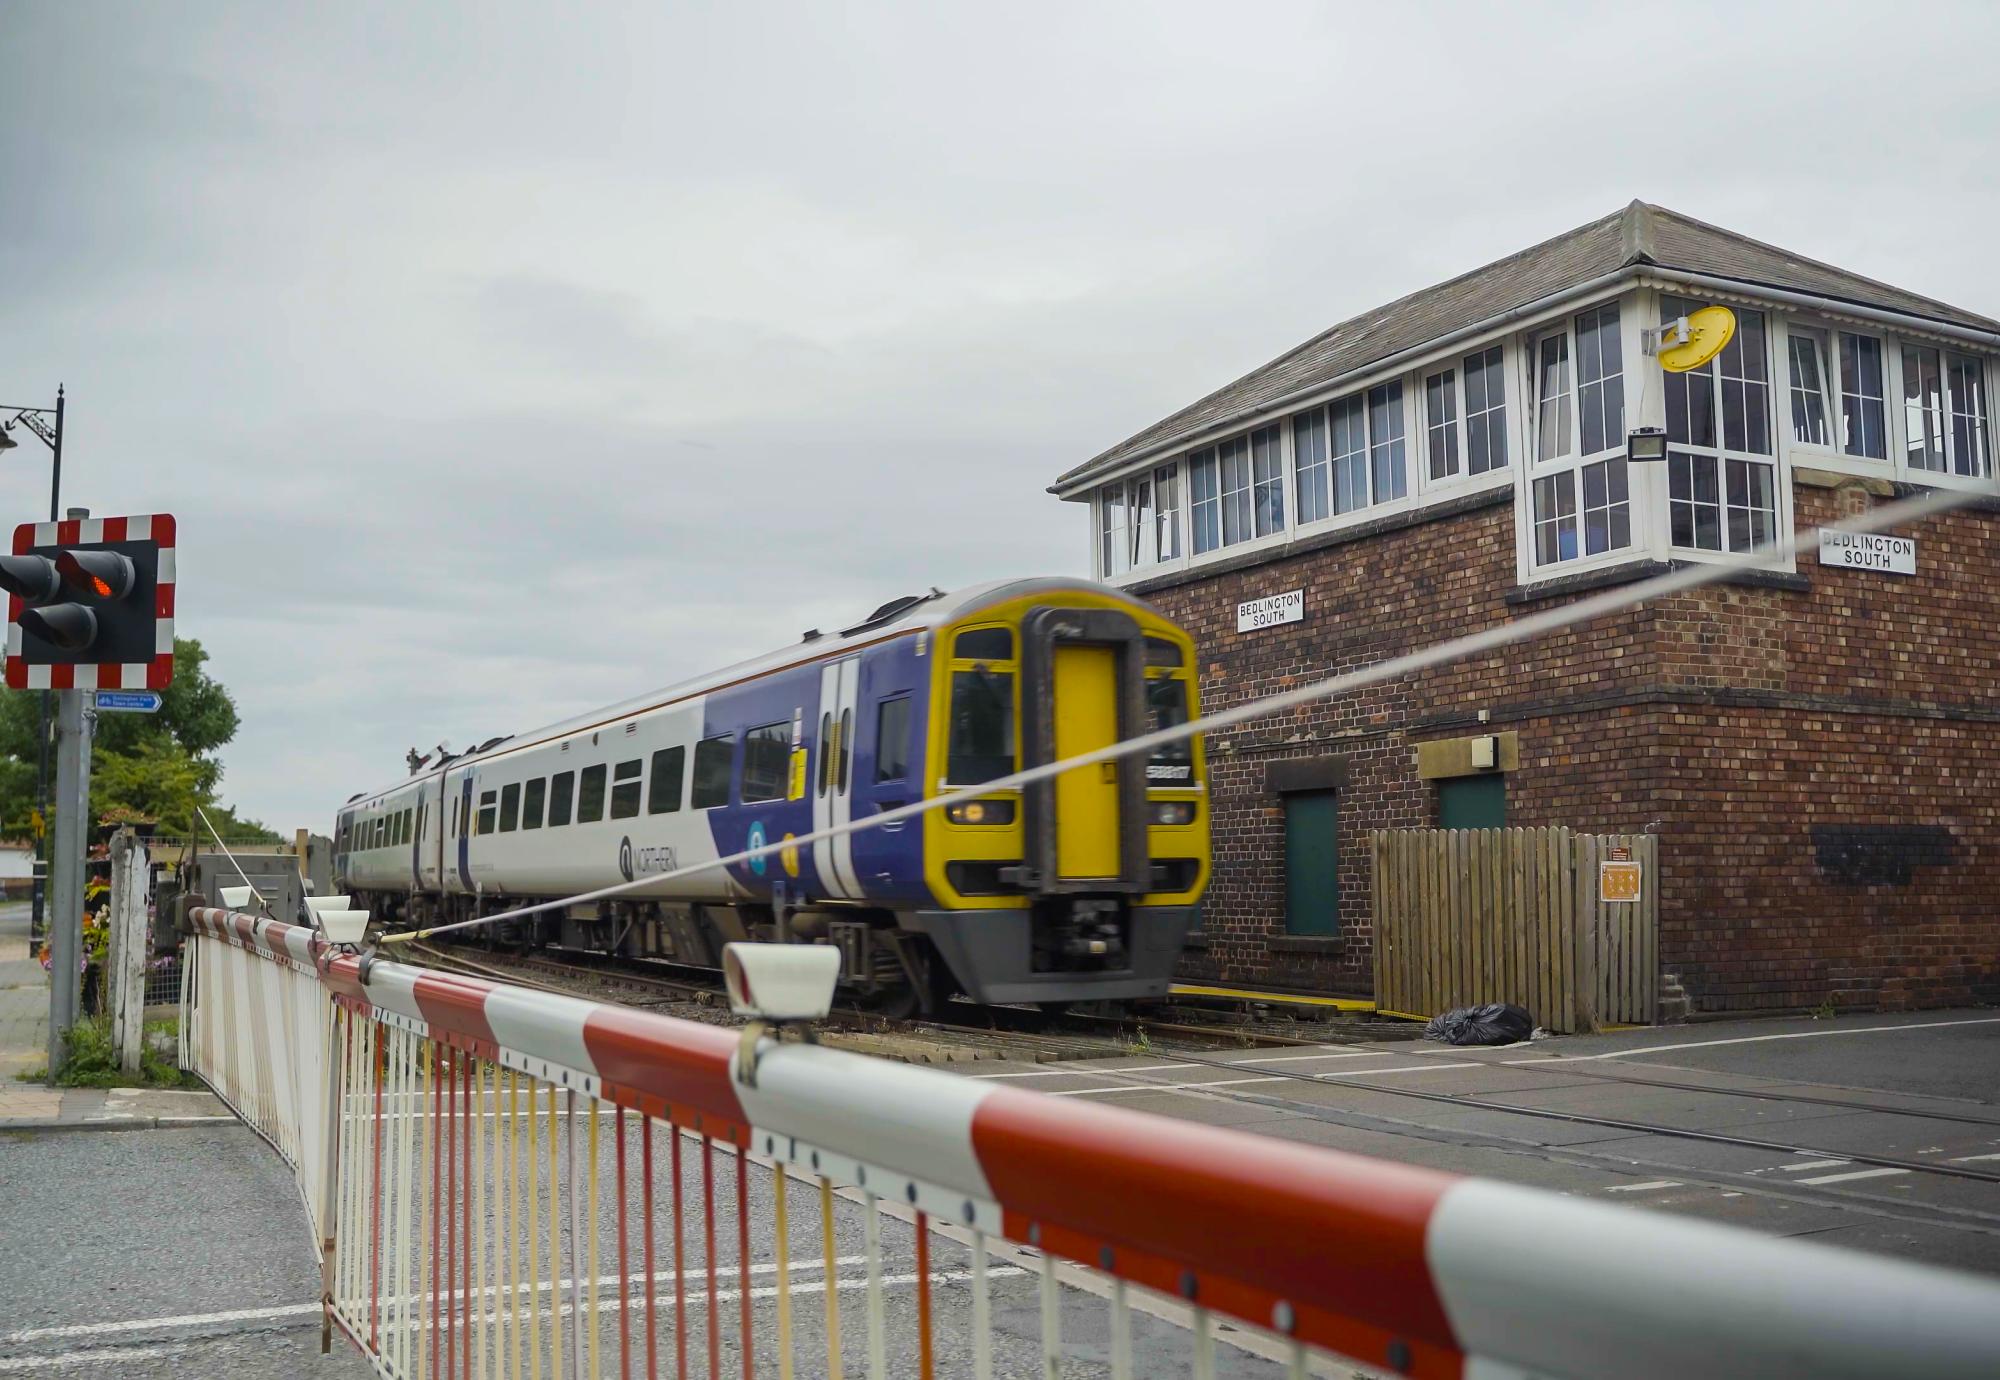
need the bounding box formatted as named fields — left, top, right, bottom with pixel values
left=44, top=688, right=93, bottom=1075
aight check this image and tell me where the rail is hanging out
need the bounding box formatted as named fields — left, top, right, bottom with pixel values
left=181, top=906, right=2000, bottom=1380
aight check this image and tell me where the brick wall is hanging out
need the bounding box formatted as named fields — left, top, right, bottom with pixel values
left=1134, top=480, right=2000, bottom=1013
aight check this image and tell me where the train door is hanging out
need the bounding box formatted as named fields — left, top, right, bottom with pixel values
left=812, top=658, right=863, bottom=897
left=456, top=774, right=475, bottom=892
left=1019, top=607, right=1150, bottom=892
left=1051, top=645, right=1121, bottom=879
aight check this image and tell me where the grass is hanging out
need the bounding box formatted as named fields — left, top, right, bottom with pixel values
left=16, top=1014, right=203, bottom=1089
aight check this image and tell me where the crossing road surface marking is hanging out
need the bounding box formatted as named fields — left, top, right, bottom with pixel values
left=1520, top=1016, right=2000, bottom=1065
left=1949, top=1152, right=2000, bottom=1163
left=1046, top=1061, right=1479, bottom=1097
left=1792, top=1166, right=1911, bottom=1186
left=1606, top=1180, right=1682, bottom=1193
left=1779, top=1159, right=1850, bottom=1172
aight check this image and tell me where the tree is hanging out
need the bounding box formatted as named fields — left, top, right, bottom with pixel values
left=0, top=638, right=278, bottom=843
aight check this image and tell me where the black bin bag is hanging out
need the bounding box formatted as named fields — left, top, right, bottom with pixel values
left=1423, top=1002, right=1534, bottom=1046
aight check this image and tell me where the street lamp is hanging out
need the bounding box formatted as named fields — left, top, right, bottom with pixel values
left=2, top=386, right=66, bottom=942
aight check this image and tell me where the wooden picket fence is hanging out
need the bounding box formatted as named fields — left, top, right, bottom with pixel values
left=1370, top=826, right=1659, bottom=1033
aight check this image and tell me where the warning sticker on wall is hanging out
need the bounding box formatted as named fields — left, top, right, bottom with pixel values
left=1600, top=860, right=1642, bottom=903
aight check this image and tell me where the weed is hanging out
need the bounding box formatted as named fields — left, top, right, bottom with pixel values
left=48, top=1015, right=202, bottom=1089
left=1810, top=996, right=1837, bottom=1021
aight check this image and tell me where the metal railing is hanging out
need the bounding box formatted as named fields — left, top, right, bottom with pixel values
left=182, top=906, right=2000, bottom=1380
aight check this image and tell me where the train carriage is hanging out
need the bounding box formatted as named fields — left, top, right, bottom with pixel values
left=334, top=578, right=1208, bottom=1012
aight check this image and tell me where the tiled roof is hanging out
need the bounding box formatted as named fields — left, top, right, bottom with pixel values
left=1054, top=201, right=2000, bottom=492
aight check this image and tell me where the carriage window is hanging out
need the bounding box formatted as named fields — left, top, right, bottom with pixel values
left=523, top=777, right=546, bottom=829
left=648, top=747, right=685, bottom=814
left=477, top=791, right=497, bottom=836
left=611, top=759, right=643, bottom=819
left=375, top=817, right=386, bottom=847
left=692, top=735, right=733, bottom=809
left=874, top=697, right=912, bottom=782
left=402, top=809, right=413, bottom=844
left=742, top=723, right=790, bottom=803
left=838, top=708, right=853, bottom=792
left=499, top=783, right=520, bottom=832
left=816, top=713, right=833, bottom=798
left=577, top=764, right=607, bottom=823
left=548, top=771, right=575, bottom=827
left=1145, top=677, right=1195, bottom=785
left=947, top=669, right=1015, bottom=783
left=953, top=627, right=1013, bottom=661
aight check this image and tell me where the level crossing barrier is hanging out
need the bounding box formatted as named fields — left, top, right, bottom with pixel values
left=180, top=906, right=2000, bottom=1380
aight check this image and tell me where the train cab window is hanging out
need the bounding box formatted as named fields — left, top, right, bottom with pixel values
left=611, top=759, right=643, bottom=819
left=947, top=668, right=1016, bottom=783
left=1144, top=635, right=1185, bottom=668
left=741, top=723, right=789, bottom=802
left=691, top=735, right=733, bottom=809
left=648, top=747, right=685, bottom=814
left=499, top=783, right=521, bottom=832
left=477, top=791, right=497, bottom=836
left=954, top=627, right=1013, bottom=661
left=1145, top=677, right=1195, bottom=785
left=523, top=778, right=546, bottom=829
left=549, top=771, right=575, bottom=827
left=875, top=697, right=912, bottom=782
left=577, top=765, right=607, bottom=823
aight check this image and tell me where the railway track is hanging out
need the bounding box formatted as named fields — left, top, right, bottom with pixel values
left=402, top=940, right=2000, bottom=1232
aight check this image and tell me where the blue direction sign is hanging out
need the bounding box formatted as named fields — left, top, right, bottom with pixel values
left=94, top=689, right=163, bottom=714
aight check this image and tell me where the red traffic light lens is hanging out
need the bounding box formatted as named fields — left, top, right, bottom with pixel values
left=54, top=550, right=135, bottom=602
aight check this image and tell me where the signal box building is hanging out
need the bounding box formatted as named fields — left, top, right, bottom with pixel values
left=1052, top=202, right=2000, bottom=1016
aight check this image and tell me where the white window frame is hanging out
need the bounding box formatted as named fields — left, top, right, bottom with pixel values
left=1094, top=462, right=1194, bottom=580
left=1896, top=338, right=1995, bottom=486
left=1774, top=315, right=1894, bottom=478
left=1292, top=378, right=1419, bottom=538
left=1416, top=343, right=1516, bottom=497
left=1657, top=292, right=1790, bottom=566
left=1516, top=293, right=1641, bottom=578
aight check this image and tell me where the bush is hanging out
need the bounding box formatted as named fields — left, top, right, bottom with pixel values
left=51, top=1014, right=203, bottom=1089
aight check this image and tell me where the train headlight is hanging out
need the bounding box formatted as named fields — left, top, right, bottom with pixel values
left=945, top=798, right=1016, bottom=825
left=1149, top=799, right=1197, bottom=827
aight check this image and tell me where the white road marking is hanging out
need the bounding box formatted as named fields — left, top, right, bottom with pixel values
left=1778, top=1159, right=1850, bottom=1172
left=0, top=1344, right=186, bottom=1372
left=1517, top=1016, right=2000, bottom=1065
left=1793, top=1166, right=1910, bottom=1186
left=1047, top=1061, right=1478, bottom=1097
left=1948, top=1151, right=2000, bottom=1163
left=967, top=1048, right=1392, bottom=1080
left=1606, top=1180, right=1682, bottom=1193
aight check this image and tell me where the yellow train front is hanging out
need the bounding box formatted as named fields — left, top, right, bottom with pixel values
left=898, top=579, right=1210, bottom=1007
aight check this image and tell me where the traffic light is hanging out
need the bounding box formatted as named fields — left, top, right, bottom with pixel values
left=3, top=514, right=176, bottom=689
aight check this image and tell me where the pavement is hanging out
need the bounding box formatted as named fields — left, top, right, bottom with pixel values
left=948, top=1007, right=2000, bottom=1277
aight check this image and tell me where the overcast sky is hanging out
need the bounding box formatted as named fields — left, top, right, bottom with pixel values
left=4, top=2, right=1997, bottom=831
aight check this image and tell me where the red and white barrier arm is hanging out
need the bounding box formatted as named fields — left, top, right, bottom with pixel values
left=189, top=910, right=2000, bottom=1380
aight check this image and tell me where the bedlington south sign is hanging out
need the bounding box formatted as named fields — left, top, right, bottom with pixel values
left=1237, top=588, right=1304, bottom=633
left=1818, top=530, right=1915, bottom=575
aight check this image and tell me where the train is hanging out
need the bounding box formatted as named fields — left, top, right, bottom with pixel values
left=333, top=578, right=1210, bottom=1014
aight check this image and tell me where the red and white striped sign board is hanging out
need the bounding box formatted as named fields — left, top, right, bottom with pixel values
left=5, top=512, right=177, bottom=690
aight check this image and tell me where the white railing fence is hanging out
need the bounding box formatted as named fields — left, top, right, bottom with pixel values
left=183, top=908, right=2000, bottom=1380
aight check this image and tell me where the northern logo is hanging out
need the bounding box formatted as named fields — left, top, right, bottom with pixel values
left=619, top=836, right=679, bottom=882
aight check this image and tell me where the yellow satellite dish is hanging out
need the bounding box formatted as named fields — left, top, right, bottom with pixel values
left=1657, top=305, right=1736, bottom=373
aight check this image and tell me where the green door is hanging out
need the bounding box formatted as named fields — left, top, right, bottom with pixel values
left=1439, top=773, right=1506, bottom=829
left=1283, top=790, right=1339, bottom=936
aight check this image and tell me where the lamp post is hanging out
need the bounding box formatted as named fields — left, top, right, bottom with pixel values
left=1, top=386, right=65, bottom=942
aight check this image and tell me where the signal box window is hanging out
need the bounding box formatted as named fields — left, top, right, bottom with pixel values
left=611, top=759, right=643, bottom=819
left=523, top=778, right=546, bottom=829
left=875, top=697, right=912, bottom=782
left=691, top=735, right=734, bottom=809
left=499, top=784, right=520, bottom=832
left=648, top=747, right=685, bottom=814
left=577, top=765, right=607, bottom=823
left=741, top=724, right=790, bottom=803
left=477, top=791, right=497, bottom=836
left=548, top=771, right=575, bottom=827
